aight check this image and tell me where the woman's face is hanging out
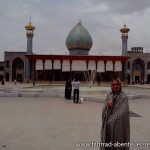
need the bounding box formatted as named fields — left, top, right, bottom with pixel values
left=111, top=80, right=121, bottom=93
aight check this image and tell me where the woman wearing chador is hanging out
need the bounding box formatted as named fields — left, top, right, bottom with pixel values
left=65, top=80, right=72, bottom=100
left=100, top=78, right=130, bottom=150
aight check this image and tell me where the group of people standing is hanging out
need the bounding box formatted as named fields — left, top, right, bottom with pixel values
left=64, top=78, right=80, bottom=103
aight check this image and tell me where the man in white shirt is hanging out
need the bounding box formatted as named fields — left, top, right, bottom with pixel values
left=72, top=78, right=80, bottom=103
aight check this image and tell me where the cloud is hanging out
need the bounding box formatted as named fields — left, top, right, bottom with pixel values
left=84, top=0, right=150, bottom=14
left=0, top=0, right=150, bottom=60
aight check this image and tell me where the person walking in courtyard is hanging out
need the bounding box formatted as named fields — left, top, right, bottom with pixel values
left=72, top=78, right=80, bottom=103
left=100, top=78, right=130, bottom=150
left=1, top=79, right=4, bottom=85
left=65, top=79, right=72, bottom=100
left=14, top=79, right=17, bottom=85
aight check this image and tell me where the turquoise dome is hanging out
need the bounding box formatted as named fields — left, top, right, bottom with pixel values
left=66, top=22, right=93, bottom=54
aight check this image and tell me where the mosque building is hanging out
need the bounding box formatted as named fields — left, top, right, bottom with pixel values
left=0, top=20, right=150, bottom=83
left=120, top=25, right=150, bottom=84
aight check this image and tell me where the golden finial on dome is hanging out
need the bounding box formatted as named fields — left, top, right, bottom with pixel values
left=120, top=24, right=130, bottom=34
left=25, top=16, right=35, bottom=31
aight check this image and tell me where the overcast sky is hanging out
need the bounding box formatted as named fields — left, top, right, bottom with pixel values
left=1, top=0, right=150, bottom=60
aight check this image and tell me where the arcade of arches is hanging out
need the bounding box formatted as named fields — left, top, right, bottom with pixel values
left=127, top=58, right=150, bottom=84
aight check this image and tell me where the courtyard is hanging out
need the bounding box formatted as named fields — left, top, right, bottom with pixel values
left=0, top=95, right=149, bottom=150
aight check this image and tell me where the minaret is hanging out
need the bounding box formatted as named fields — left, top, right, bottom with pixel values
left=25, top=18, right=35, bottom=54
left=25, top=18, right=35, bottom=82
left=120, top=24, right=130, bottom=55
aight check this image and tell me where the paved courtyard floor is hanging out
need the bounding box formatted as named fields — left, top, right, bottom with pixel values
left=0, top=97, right=149, bottom=150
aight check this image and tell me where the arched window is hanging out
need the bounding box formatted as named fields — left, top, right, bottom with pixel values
left=147, top=62, right=150, bottom=69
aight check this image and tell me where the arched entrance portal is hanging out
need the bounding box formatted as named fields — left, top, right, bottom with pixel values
left=132, top=58, right=145, bottom=83
left=12, top=57, right=24, bottom=82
